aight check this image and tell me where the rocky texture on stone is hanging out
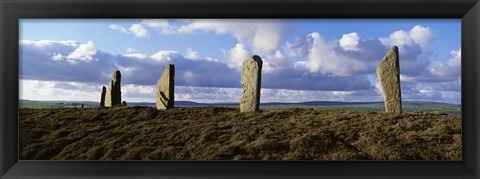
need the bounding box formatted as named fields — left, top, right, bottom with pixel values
left=104, top=70, right=122, bottom=107
left=377, top=46, right=402, bottom=113
left=240, top=55, right=263, bottom=112
left=100, top=86, right=106, bottom=107
left=156, top=64, right=175, bottom=110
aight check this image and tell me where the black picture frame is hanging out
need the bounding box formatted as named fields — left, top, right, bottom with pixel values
left=1, top=0, right=479, bottom=178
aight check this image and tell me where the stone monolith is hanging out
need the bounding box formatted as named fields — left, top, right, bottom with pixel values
left=105, top=70, right=122, bottom=107
left=240, top=55, right=262, bottom=112
left=377, top=46, right=402, bottom=113
left=156, top=64, right=175, bottom=110
left=100, top=86, right=106, bottom=107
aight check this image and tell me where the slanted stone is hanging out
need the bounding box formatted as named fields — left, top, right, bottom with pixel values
left=104, top=70, right=122, bottom=107
left=377, top=46, right=402, bottom=113
left=100, top=86, right=106, bottom=107
left=156, top=64, right=175, bottom=110
left=240, top=55, right=262, bottom=112
left=122, top=101, right=127, bottom=106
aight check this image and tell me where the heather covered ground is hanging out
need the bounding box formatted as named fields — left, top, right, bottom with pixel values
left=20, top=106, right=461, bottom=160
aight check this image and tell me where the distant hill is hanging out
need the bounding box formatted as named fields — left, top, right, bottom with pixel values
left=20, top=99, right=459, bottom=107
left=19, top=99, right=461, bottom=113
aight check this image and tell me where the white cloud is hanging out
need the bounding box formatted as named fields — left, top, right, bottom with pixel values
left=20, top=39, right=79, bottom=48
left=150, top=50, right=179, bottom=62
left=20, top=22, right=461, bottom=105
left=20, top=79, right=103, bottom=101
left=339, top=32, right=360, bottom=51
left=108, top=24, right=129, bottom=34
left=262, top=50, right=288, bottom=73
left=428, top=49, right=461, bottom=78
left=185, top=48, right=200, bottom=59
left=123, top=53, right=148, bottom=59
left=109, top=23, right=150, bottom=38
left=176, top=19, right=292, bottom=54
left=409, top=25, right=435, bottom=50
left=129, top=24, right=149, bottom=38
left=48, top=41, right=97, bottom=64
left=51, top=53, right=64, bottom=61
left=125, top=47, right=137, bottom=53
left=260, top=88, right=382, bottom=103
left=379, top=25, right=434, bottom=50
left=225, top=43, right=249, bottom=69
left=296, top=32, right=369, bottom=76
left=141, top=19, right=174, bottom=34
left=66, top=41, right=97, bottom=61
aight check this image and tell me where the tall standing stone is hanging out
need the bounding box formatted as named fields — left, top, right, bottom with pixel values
left=377, top=46, right=402, bottom=113
left=100, top=86, right=106, bottom=107
left=240, top=55, right=262, bottom=112
left=156, top=64, right=175, bottom=110
left=104, top=70, right=122, bottom=107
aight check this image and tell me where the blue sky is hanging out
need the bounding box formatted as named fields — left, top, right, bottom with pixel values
left=19, top=19, right=461, bottom=104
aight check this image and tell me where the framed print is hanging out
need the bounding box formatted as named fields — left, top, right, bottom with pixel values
left=1, top=0, right=480, bottom=178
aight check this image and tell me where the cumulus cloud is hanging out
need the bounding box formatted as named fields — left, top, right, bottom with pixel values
left=65, top=41, right=97, bottom=62
left=379, top=25, right=434, bottom=50
left=141, top=19, right=175, bottom=34
left=108, top=24, right=129, bottom=34
left=20, top=79, right=103, bottom=101
left=20, top=39, right=373, bottom=92
left=428, top=49, right=461, bottom=78
left=129, top=24, right=149, bottom=38
left=377, top=25, right=435, bottom=77
left=262, top=50, right=288, bottom=73
left=20, top=79, right=379, bottom=103
left=20, top=23, right=461, bottom=104
left=123, top=53, right=147, bottom=59
left=225, top=43, right=249, bottom=69
left=109, top=24, right=149, bottom=38
left=185, top=48, right=200, bottom=59
left=36, top=40, right=97, bottom=64
left=125, top=47, right=137, bottom=53
left=339, top=32, right=360, bottom=51
left=294, top=32, right=370, bottom=76
left=284, top=35, right=312, bottom=57
left=176, top=19, right=292, bottom=54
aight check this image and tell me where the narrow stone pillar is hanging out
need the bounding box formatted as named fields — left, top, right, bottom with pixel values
left=377, top=46, right=402, bottom=113
left=240, top=55, right=262, bottom=112
left=105, top=70, right=122, bottom=107
left=100, top=86, right=106, bottom=107
left=156, top=64, right=175, bottom=110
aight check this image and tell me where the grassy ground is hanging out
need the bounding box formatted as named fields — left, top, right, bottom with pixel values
left=262, top=104, right=461, bottom=113
left=19, top=106, right=461, bottom=160
left=20, top=101, right=99, bottom=108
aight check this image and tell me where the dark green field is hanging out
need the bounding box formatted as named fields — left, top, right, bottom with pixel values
left=19, top=100, right=461, bottom=114
left=20, top=106, right=461, bottom=160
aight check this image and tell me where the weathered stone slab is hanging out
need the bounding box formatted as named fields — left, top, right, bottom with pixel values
left=100, top=86, right=106, bottom=107
left=377, top=46, right=402, bottom=113
left=105, top=70, right=122, bottom=107
left=240, top=55, right=263, bottom=112
left=156, top=64, right=175, bottom=110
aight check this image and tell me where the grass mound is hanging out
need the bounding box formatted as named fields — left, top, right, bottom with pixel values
left=20, top=106, right=461, bottom=160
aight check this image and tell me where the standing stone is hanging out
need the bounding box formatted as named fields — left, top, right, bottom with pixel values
left=377, top=46, right=402, bottom=113
left=104, top=70, right=122, bottom=107
left=122, top=101, right=127, bottom=106
left=100, top=86, right=106, bottom=107
left=156, top=64, right=175, bottom=110
left=240, top=55, right=262, bottom=112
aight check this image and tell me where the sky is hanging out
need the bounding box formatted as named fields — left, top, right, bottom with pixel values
left=19, top=19, right=461, bottom=104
